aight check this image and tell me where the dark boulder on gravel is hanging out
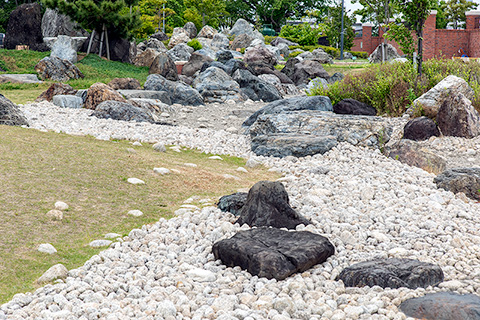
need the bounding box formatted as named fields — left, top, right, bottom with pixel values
left=93, top=101, right=155, bottom=123
left=232, top=69, right=282, bottom=102
left=333, top=98, right=376, bottom=116
left=337, top=258, right=444, bottom=289
left=144, top=74, right=204, bottom=106
left=212, top=227, right=335, bottom=280
left=436, top=92, right=480, bottom=138
left=251, top=134, right=338, bottom=158
left=235, top=181, right=311, bottom=229
left=4, top=3, right=43, bottom=50
left=0, top=94, right=29, bottom=126
left=434, top=168, right=480, bottom=200
left=217, top=192, right=248, bottom=216
left=403, top=116, right=440, bottom=141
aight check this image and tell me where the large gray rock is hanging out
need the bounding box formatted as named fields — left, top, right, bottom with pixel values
left=193, top=67, right=245, bottom=103
left=243, top=96, right=333, bottom=127
left=232, top=69, right=282, bottom=102
left=211, top=33, right=229, bottom=50
left=144, top=74, right=204, bottom=106
left=212, top=227, right=335, bottom=280
left=134, top=48, right=160, bottom=68
left=36, top=83, right=77, bottom=102
left=150, top=32, right=169, bottom=41
left=167, top=43, right=194, bottom=62
left=117, top=90, right=171, bottom=105
left=168, top=27, right=190, bottom=48
left=410, top=75, right=474, bottom=118
left=93, top=100, right=155, bottom=123
left=35, top=56, right=84, bottom=82
left=52, top=95, right=83, bottom=108
left=368, top=43, right=401, bottom=63
left=436, top=92, right=480, bottom=138
left=310, top=48, right=333, bottom=64
left=230, top=33, right=254, bottom=50
left=333, top=98, right=377, bottom=116
left=244, top=46, right=277, bottom=69
left=434, top=168, right=480, bottom=200
left=107, top=78, right=141, bottom=90
left=0, top=74, right=42, bottom=84
left=337, top=259, right=444, bottom=289
left=183, top=22, right=197, bottom=38
left=251, top=134, right=338, bottom=158
left=41, top=8, right=87, bottom=37
left=281, top=58, right=330, bottom=86
left=5, top=3, right=44, bottom=50
left=182, top=52, right=213, bottom=77
left=271, top=37, right=298, bottom=47
left=403, top=116, right=440, bottom=141
left=229, top=18, right=264, bottom=41
left=216, top=51, right=234, bottom=64
left=0, top=94, right=29, bottom=126
left=149, top=52, right=179, bottom=81
left=145, top=38, right=167, bottom=52
left=197, top=25, right=217, bottom=39
left=400, top=292, right=480, bottom=320
left=51, top=35, right=77, bottom=63
left=128, top=98, right=174, bottom=121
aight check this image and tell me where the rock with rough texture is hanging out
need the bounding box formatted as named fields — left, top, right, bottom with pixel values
left=52, top=95, right=83, bottom=108
left=128, top=98, right=173, bottom=121
left=368, top=43, right=401, bottom=63
left=108, top=78, right=142, bottom=90
left=211, top=33, right=229, bottom=50
left=229, top=18, right=264, bottom=41
left=51, top=35, right=77, bottom=63
left=235, top=181, right=311, bottom=229
left=93, top=101, right=155, bottom=123
left=387, top=139, right=447, bottom=175
left=217, top=192, right=248, bottom=216
left=110, top=38, right=137, bottom=64
left=167, top=43, right=194, bottom=62
left=310, top=48, right=333, bottom=64
left=232, top=69, right=282, bottom=102
left=194, top=67, right=245, bottom=103
left=216, top=51, right=234, bottom=64
left=118, top=90, right=171, bottom=105
left=251, top=134, right=339, bottom=158
left=244, top=46, right=277, bottom=69
left=84, top=82, right=126, bottom=110
left=145, top=38, right=167, bottom=52
left=197, top=25, right=217, bottom=39
left=182, top=52, right=213, bottom=77
left=271, top=37, right=299, bottom=47
left=5, top=3, right=44, bottom=50
left=403, top=116, right=440, bottom=141
left=183, top=22, right=197, bottom=38
left=35, top=83, right=77, bottom=102
left=327, top=72, right=345, bottom=84
left=35, top=56, right=84, bottom=82
left=41, top=8, right=87, bottom=37
left=400, top=292, right=480, bottom=320
left=134, top=48, right=160, bottom=68
left=149, top=52, right=179, bottom=81
left=36, top=264, right=68, bottom=284
left=333, top=99, right=377, bottom=116
left=150, top=32, right=169, bottom=41
left=281, top=58, right=330, bottom=86
left=230, top=33, right=254, bottom=50
left=243, top=96, right=333, bottom=127
left=337, top=258, right=444, bottom=289
left=212, top=227, right=334, bottom=280
left=436, top=92, right=480, bottom=138
left=411, top=75, right=474, bottom=118
left=0, top=94, right=29, bottom=126
left=144, top=74, right=204, bottom=106
left=0, top=74, right=42, bottom=84
left=168, top=28, right=190, bottom=48
left=434, top=168, right=480, bottom=200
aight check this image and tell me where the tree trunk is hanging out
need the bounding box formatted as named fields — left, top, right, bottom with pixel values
left=417, top=27, right=423, bottom=76
left=86, top=30, right=96, bottom=55
left=104, top=25, right=110, bottom=61
left=99, top=26, right=104, bottom=58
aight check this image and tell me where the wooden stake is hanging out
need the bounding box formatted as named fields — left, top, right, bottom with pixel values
left=104, top=25, right=110, bottom=60
left=99, top=26, right=104, bottom=58
left=87, top=30, right=95, bottom=55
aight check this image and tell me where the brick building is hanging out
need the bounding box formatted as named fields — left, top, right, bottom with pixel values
left=351, top=10, right=480, bottom=59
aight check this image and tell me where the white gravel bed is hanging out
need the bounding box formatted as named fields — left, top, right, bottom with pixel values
left=1, top=102, right=480, bottom=320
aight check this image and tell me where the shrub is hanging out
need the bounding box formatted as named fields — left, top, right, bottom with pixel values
left=187, top=38, right=202, bottom=51
left=264, top=36, right=275, bottom=45
left=348, top=51, right=368, bottom=59
left=288, top=51, right=303, bottom=58
left=279, top=23, right=322, bottom=46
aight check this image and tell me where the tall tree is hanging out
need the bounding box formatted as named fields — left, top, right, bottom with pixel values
left=325, top=4, right=355, bottom=50
left=441, top=0, right=476, bottom=29
left=184, top=0, right=227, bottom=30
left=435, top=0, right=448, bottom=28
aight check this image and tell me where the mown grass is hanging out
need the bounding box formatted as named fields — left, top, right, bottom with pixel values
left=0, top=125, right=280, bottom=303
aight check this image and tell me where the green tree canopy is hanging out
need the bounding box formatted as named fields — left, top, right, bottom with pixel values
left=441, top=0, right=477, bottom=29
left=325, top=4, right=355, bottom=50
left=184, top=0, right=227, bottom=30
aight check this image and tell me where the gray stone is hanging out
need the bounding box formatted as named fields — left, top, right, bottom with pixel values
left=306, top=77, right=328, bottom=94
left=134, top=48, right=160, bottom=68
left=244, top=46, right=277, bottom=68
left=270, top=37, right=298, bottom=47
left=251, top=134, right=338, bottom=158
left=368, top=43, right=401, bottom=63
left=195, top=47, right=216, bottom=59
left=0, top=74, right=42, bottom=84
left=184, top=22, right=197, bottom=38
left=216, top=50, right=234, bottom=64
left=35, top=56, right=84, bottom=82
left=230, top=33, right=254, bottom=50
left=436, top=92, right=480, bottom=138
left=182, top=52, right=213, bottom=77
left=89, top=240, right=113, bottom=247
left=327, top=72, right=345, bottom=84
left=194, top=67, right=245, bottom=103
left=149, top=52, right=179, bottom=81
left=150, top=32, right=169, bottom=41
left=0, top=94, right=29, bottom=126
left=38, top=243, right=57, bottom=254
left=51, top=35, right=77, bottom=63
left=311, top=48, right=333, bottom=64
left=333, top=98, right=377, bottom=116
left=217, top=192, right=248, bottom=216
left=434, top=168, right=480, bottom=200
left=213, top=227, right=334, bottom=280
left=36, top=83, right=77, bottom=102
left=41, top=8, right=87, bottom=37
left=144, top=74, right=204, bottom=106
left=211, top=33, right=229, bottom=50
left=232, top=69, right=282, bottom=102
left=197, top=25, right=217, bottom=39
left=5, top=3, right=44, bottom=50
left=167, top=43, right=194, bottom=62
left=403, top=116, right=440, bottom=141
left=229, top=18, right=264, bottom=41
left=37, top=264, right=68, bottom=284
left=338, top=258, right=444, bottom=289
left=168, top=27, right=190, bottom=48
left=117, top=90, right=171, bottom=105
left=145, top=38, right=167, bottom=52
left=281, top=58, right=330, bottom=86
left=93, top=101, right=155, bottom=123
left=107, top=78, right=142, bottom=90
left=128, top=98, right=174, bottom=121
left=243, top=96, right=333, bottom=127
left=52, top=95, right=83, bottom=108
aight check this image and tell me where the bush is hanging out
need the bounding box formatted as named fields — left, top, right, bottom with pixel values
left=264, top=36, right=275, bottom=45
left=348, top=50, right=368, bottom=59
left=308, top=59, right=480, bottom=116
left=187, top=38, right=202, bottom=51
left=279, top=23, right=322, bottom=46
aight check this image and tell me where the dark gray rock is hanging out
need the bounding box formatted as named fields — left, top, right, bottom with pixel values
left=193, top=67, right=245, bottom=103
left=117, top=90, right=171, bottom=105
left=224, top=59, right=253, bottom=76
left=216, top=50, right=234, bottom=64
left=251, top=134, right=338, bottom=158
left=150, top=32, right=169, bottom=41
left=183, top=22, right=197, bottom=39
left=387, top=139, right=447, bottom=175
left=327, top=72, right=345, bottom=84
left=144, top=74, right=204, bottom=106
left=333, top=98, right=377, bottom=116
left=217, top=192, right=248, bottom=216
left=436, top=92, right=480, bottom=138
left=282, top=59, right=330, bottom=86
left=235, top=181, right=311, bottom=229
left=93, top=100, right=154, bottom=123
left=232, top=69, right=282, bottom=102
left=403, top=116, right=440, bottom=141
left=0, top=94, right=29, bottom=126
left=230, top=33, right=254, bottom=50
left=270, top=37, right=298, bottom=47
left=400, top=292, right=480, bottom=320
left=149, top=52, right=179, bottom=81
left=244, top=46, right=277, bottom=69
left=167, top=43, right=194, bottom=62
left=34, top=56, right=84, bottom=82
left=109, top=37, right=137, bottom=64
left=52, top=95, right=83, bottom=108
left=35, top=83, right=77, bottom=102
left=200, top=61, right=229, bottom=74
left=212, top=227, right=335, bottom=280
left=434, top=168, right=480, bottom=200
left=182, top=52, right=213, bottom=77
left=337, top=258, right=444, bottom=289
left=369, top=43, right=401, bottom=63
left=5, top=3, right=43, bottom=50
left=243, top=96, right=333, bottom=127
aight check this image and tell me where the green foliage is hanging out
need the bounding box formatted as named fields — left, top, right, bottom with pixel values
left=264, top=35, right=276, bottom=45
left=349, top=50, right=368, bottom=59
left=325, top=4, right=355, bottom=50
left=0, top=49, right=50, bottom=74
left=441, top=0, right=477, bottom=29
left=279, top=23, right=323, bottom=46
left=187, top=38, right=202, bottom=50
left=353, top=0, right=398, bottom=24
left=385, top=22, right=415, bottom=60
left=288, top=50, right=303, bottom=58
left=184, top=0, right=228, bottom=30
left=435, top=0, right=448, bottom=28
left=309, top=58, right=480, bottom=116
left=133, top=0, right=176, bottom=38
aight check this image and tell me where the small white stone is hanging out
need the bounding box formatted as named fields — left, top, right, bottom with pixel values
left=153, top=142, right=166, bottom=152
left=54, top=201, right=69, bottom=211
left=170, top=169, right=181, bottom=174
left=388, top=247, right=408, bottom=256
left=170, top=146, right=182, bottom=152
left=127, top=178, right=145, bottom=184
left=89, top=240, right=112, bottom=248
left=132, top=141, right=142, bottom=146
left=38, top=243, right=57, bottom=254
left=183, top=163, right=197, bottom=167
left=128, top=210, right=144, bottom=217
left=153, top=167, right=171, bottom=175
left=226, top=127, right=238, bottom=133
left=223, top=174, right=240, bottom=180
left=186, top=268, right=217, bottom=282
left=160, top=112, right=170, bottom=118
left=174, top=208, right=192, bottom=215
left=198, top=117, right=208, bottom=122
left=236, top=167, right=248, bottom=173
left=226, top=99, right=236, bottom=105
left=208, top=156, right=223, bottom=160
left=46, top=209, right=63, bottom=220
left=245, top=158, right=260, bottom=168
left=105, top=233, right=122, bottom=239
left=439, top=280, right=464, bottom=290
left=126, top=148, right=136, bottom=153
left=36, top=264, right=68, bottom=284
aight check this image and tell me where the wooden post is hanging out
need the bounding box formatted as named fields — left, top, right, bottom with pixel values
left=104, top=25, right=110, bottom=60
left=87, top=30, right=96, bottom=55
left=99, top=26, right=105, bottom=58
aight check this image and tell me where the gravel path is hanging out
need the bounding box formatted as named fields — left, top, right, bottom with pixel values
left=1, top=101, right=480, bottom=320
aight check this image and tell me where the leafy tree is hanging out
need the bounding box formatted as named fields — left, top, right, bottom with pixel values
left=325, top=4, right=355, bottom=50
left=184, top=0, right=227, bottom=30
left=133, top=0, right=176, bottom=37
left=385, top=21, right=415, bottom=59
left=435, top=0, right=448, bottom=28
left=279, top=23, right=324, bottom=45
left=441, top=0, right=477, bottom=29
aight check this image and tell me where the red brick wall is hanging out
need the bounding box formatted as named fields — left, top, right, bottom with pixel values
left=469, top=29, right=480, bottom=57
left=434, top=30, right=469, bottom=58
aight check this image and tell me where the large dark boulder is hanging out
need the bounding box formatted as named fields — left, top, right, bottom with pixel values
left=434, top=168, right=480, bottom=200
left=5, top=3, right=43, bottom=50
left=149, top=52, right=179, bottom=81
left=183, top=22, right=197, bottom=38
left=232, top=69, right=282, bottom=102
left=243, top=96, right=333, bottom=127
left=80, top=35, right=136, bottom=64
left=182, top=52, right=213, bottom=77
left=217, top=192, right=248, bottom=216
left=150, top=32, right=169, bottom=41
left=92, top=101, right=155, bottom=123
left=400, top=292, right=480, bottom=320
left=244, top=46, right=277, bottom=69
left=281, top=58, right=329, bottom=86
left=337, top=258, right=444, bottom=289
left=436, top=92, right=480, bottom=138
left=251, top=134, right=338, bottom=158
left=216, top=50, right=234, bottom=64
left=144, top=74, right=204, bottom=106
left=0, top=94, right=29, bottom=126
left=212, top=227, right=335, bottom=280
left=34, top=57, right=84, bottom=82
left=333, top=98, right=377, bottom=116
left=403, top=116, right=440, bottom=141
left=235, top=181, right=311, bottom=229
left=193, top=67, right=245, bottom=103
